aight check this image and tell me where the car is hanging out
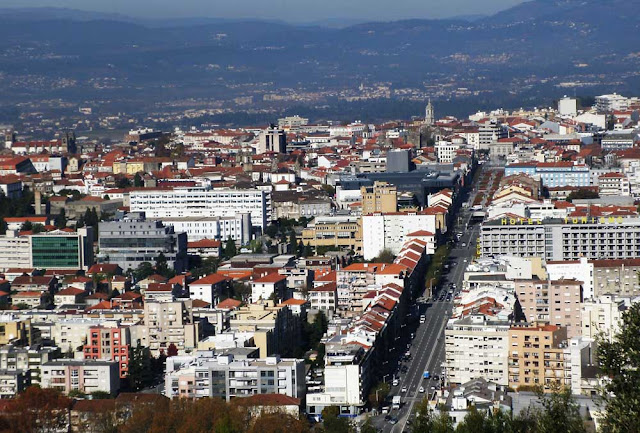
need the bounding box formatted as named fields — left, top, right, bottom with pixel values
left=392, top=378, right=399, bottom=386
left=419, top=315, right=426, bottom=323
left=431, top=386, right=436, bottom=390
left=410, top=332, right=415, bottom=339
left=389, top=417, right=398, bottom=425
left=419, top=386, right=425, bottom=393
left=433, top=375, right=440, bottom=381
left=384, top=415, right=392, bottom=421
left=461, top=242, right=466, bottom=247
left=463, top=259, right=468, bottom=262
left=401, top=386, right=408, bottom=393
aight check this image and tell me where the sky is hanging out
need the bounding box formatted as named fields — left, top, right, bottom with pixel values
left=1, top=0, right=527, bottom=22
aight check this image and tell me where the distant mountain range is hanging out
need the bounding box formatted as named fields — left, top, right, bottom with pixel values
left=0, top=0, right=638, bottom=124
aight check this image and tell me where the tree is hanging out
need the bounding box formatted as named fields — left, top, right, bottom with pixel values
left=224, top=236, right=237, bottom=259
left=154, top=252, right=170, bottom=277
left=0, top=386, right=72, bottom=433
left=297, top=240, right=305, bottom=257
left=368, top=382, right=390, bottom=408
left=532, top=385, right=586, bottom=433
left=248, top=412, right=309, bottom=433
left=289, top=229, right=298, bottom=255
left=597, top=302, right=640, bottom=433
left=566, top=188, right=599, bottom=201
left=360, top=417, right=377, bottom=433
left=303, top=243, right=313, bottom=258
left=264, top=223, right=278, bottom=238
left=166, top=343, right=178, bottom=357
left=371, top=249, right=395, bottom=263
left=133, top=173, right=144, bottom=187
left=90, top=391, right=112, bottom=399
left=133, top=262, right=154, bottom=282
left=322, top=406, right=353, bottom=433
left=128, top=344, right=153, bottom=391
left=116, top=176, right=132, bottom=189
left=31, top=223, right=45, bottom=234
left=20, top=220, right=33, bottom=231
left=54, top=208, right=67, bottom=229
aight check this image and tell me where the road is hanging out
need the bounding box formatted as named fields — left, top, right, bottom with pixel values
left=372, top=169, right=489, bottom=432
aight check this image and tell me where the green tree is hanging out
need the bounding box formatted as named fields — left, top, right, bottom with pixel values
left=128, top=344, right=153, bottom=391
left=371, top=249, right=395, bottom=263
left=90, top=391, right=111, bottom=399
left=0, top=217, right=6, bottom=235
left=224, top=236, right=237, bottom=259
left=297, top=240, right=305, bottom=257
left=368, top=382, right=390, bottom=408
left=533, top=385, right=586, bottom=433
left=155, top=252, right=170, bottom=277
left=20, top=220, right=33, bottom=231
left=289, top=229, right=298, bottom=255
left=116, top=176, right=132, bottom=189
left=597, top=302, right=640, bottom=433
left=134, top=173, right=144, bottom=187
left=322, top=406, right=353, bottom=433
left=360, top=417, right=377, bottom=433
left=31, top=223, right=45, bottom=234
left=133, top=262, right=154, bottom=282
left=303, top=243, right=313, bottom=257
left=54, top=208, right=67, bottom=229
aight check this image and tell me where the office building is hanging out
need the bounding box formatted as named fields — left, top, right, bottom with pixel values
left=444, top=315, right=510, bottom=386
left=129, top=187, right=271, bottom=229
left=162, top=215, right=252, bottom=244
left=256, top=125, right=287, bottom=154
left=301, top=216, right=362, bottom=254
left=98, top=215, right=187, bottom=273
left=386, top=149, right=411, bottom=173
left=41, top=359, right=120, bottom=396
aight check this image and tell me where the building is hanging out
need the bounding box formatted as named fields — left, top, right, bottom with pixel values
left=0, top=345, right=59, bottom=385
left=386, top=149, right=411, bottom=173
left=361, top=212, right=437, bottom=260
left=309, top=283, right=337, bottom=314
left=0, top=316, right=35, bottom=346
left=595, top=93, right=628, bottom=112
left=0, top=228, right=94, bottom=272
left=189, top=273, right=230, bottom=305
left=335, top=263, right=407, bottom=314
left=164, top=352, right=305, bottom=401
left=278, top=115, right=309, bottom=129
left=161, top=215, right=252, bottom=244
left=505, top=162, right=590, bottom=188
left=598, top=172, right=631, bottom=196
left=41, top=359, right=120, bottom=396
left=581, top=294, right=635, bottom=340
left=480, top=216, right=640, bottom=261
left=256, top=125, right=287, bottom=154
left=515, top=279, right=583, bottom=338
left=301, top=216, right=362, bottom=254
left=97, top=215, right=187, bottom=273
left=83, top=326, right=131, bottom=379
left=591, top=259, right=640, bottom=297
left=129, top=187, right=270, bottom=229
left=0, top=370, right=29, bottom=398
left=508, top=324, right=569, bottom=392
left=444, top=315, right=510, bottom=386
left=361, top=181, right=397, bottom=214
left=424, top=98, right=435, bottom=126
left=251, top=273, right=288, bottom=303
left=136, top=301, right=200, bottom=357
left=558, top=97, right=577, bottom=116
left=601, top=132, right=637, bottom=151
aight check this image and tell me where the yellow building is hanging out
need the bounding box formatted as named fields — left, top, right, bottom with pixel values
left=361, top=181, right=397, bottom=214
left=302, top=216, right=362, bottom=253
left=0, top=317, right=35, bottom=346
left=508, top=323, right=569, bottom=392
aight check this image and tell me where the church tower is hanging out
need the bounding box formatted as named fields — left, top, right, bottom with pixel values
left=424, top=98, right=435, bottom=126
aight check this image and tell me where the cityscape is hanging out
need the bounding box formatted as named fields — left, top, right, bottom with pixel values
left=0, top=2, right=639, bottom=433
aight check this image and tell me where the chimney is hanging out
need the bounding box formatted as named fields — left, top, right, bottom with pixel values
left=34, top=191, right=42, bottom=215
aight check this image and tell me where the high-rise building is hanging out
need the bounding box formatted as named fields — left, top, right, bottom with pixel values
left=558, top=96, right=577, bottom=116
left=256, top=124, right=286, bottom=154
left=360, top=181, right=397, bottom=214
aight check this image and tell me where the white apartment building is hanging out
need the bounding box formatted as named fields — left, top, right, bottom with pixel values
left=361, top=212, right=437, bottom=260
left=164, top=352, right=305, bottom=401
left=546, top=257, right=594, bottom=300
left=444, top=315, right=510, bottom=386
left=52, top=319, right=113, bottom=353
left=558, top=97, right=577, bottom=116
left=581, top=294, right=637, bottom=340
left=595, top=93, right=628, bottom=112
left=598, top=172, right=631, bottom=196
left=0, top=230, right=31, bottom=270
left=435, top=141, right=460, bottom=163
left=134, top=301, right=200, bottom=357
left=41, top=359, right=120, bottom=396
left=162, top=215, right=252, bottom=244
left=129, top=187, right=270, bottom=229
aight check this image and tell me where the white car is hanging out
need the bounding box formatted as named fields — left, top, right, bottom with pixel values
left=401, top=386, right=408, bottom=393
left=392, top=378, right=399, bottom=386
left=419, top=386, right=425, bottom=393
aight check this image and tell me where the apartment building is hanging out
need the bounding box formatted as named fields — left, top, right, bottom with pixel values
left=41, top=359, right=120, bottom=396
left=129, top=187, right=270, bottom=229
left=164, top=352, right=305, bottom=401
left=361, top=211, right=437, bottom=260
left=515, top=279, right=583, bottom=338
left=598, top=172, right=631, bottom=196
left=97, top=215, right=187, bottom=273
left=480, top=217, right=640, bottom=261
left=0, top=345, right=59, bottom=385
left=505, top=162, right=590, bottom=187
left=444, top=315, right=510, bottom=386
left=0, top=316, right=35, bottom=346
left=581, top=294, right=634, bottom=341
left=336, top=263, right=406, bottom=315
left=136, top=301, right=200, bottom=357
left=0, top=370, right=28, bottom=398
left=360, top=181, right=397, bottom=214
left=301, top=216, right=362, bottom=254
left=309, top=283, right=337, bottom=314
left=591, top=258, right=640, bottom=297
left=228, top=301, right=300, bottom=358
left=83, top=326, right=131, bottom=379
left=508, top=324, right=569, bottom=392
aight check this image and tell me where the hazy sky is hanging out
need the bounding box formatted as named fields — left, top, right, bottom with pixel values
left=2, top=0, right=527, bottom=22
